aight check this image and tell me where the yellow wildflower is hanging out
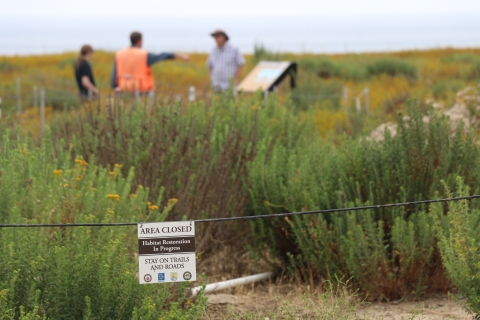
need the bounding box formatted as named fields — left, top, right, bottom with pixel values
left=109, top=171, right=115, bottom=177
left=149, top=205, right=159, bottom=210
left=75, top=177, right=81, bottom=181
left=114, top=163, right=122, bottom=169
left=74, top=159, right=88, bottom=167
left=64, top=183, right=69, bottom=188
left=107, top=194, right=120, bottom=201
left=147, top=202, right=152, bottom=206
left=53, top=169, right=63, bottom=176
left=168, top=198, right=178, bottom=204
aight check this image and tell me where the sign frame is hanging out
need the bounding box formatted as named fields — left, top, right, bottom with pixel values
left=237, top=61, right=297, bottom=94
left=137, top=221, right=196, bottom=284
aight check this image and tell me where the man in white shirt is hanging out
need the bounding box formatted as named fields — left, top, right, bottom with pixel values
left=207, top=29, right=245, bottom=92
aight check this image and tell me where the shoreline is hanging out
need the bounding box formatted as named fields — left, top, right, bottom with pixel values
left=2, top=46, right=480, bottom=58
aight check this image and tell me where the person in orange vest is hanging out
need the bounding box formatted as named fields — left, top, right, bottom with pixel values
left=110, top=31, right=189, bottom=93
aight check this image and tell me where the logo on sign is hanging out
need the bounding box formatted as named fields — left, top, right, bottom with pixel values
left=144, top=274, right=152, bottom=282
left=158, top=273, right=165, bottom=282
left=183, top=271, right=192, bottom=281
left=170, top=272, right=178, bottom=281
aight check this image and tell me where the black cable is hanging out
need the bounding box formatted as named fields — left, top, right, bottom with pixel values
left=0, top=195, right=478, bottom=228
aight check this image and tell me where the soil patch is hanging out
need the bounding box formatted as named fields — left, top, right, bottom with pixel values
left=203, top=284, right=470, bottom=319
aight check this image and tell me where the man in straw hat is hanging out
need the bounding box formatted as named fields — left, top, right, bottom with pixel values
left=207, top=29, right=245, bottom=93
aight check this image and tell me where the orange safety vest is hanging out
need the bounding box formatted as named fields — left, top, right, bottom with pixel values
left=115, top=47, right=155, bottom=92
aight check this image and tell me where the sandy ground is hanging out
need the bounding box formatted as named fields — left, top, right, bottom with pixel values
left=203, top=284, right=472, bottom=319
left=359, top=297, right=470, bottom=319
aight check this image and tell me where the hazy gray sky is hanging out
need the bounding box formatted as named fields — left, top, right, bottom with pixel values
left=4, top=0, right=480, bottom=17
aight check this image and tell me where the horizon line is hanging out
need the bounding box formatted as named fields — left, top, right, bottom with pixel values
left=2, top=45, right=480, bottom=58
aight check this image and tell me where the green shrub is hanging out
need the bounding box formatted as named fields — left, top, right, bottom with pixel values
left=0, top=131, right=206, bottom=319
left=443, top=53, right=478, bottom=64
left=432, top=82, right=448, bottom=99
left=298, top=59, right=340, bottom=79
left=433, top=178, right=480, bottom=318
left=366, top=59, right=418, bottom=80
left=0, top=61, right=17, bottom=72
left=253, top=43, right=283, bottom=63
left=298, top=58, right=366, bottom=81
left=249, top=102, right=480, bottom=299
left=48, top=95, right=309, bottom=276
left=45, top=89, right=80, bottom=109
left=292, top=79, right=343, bottom=111
left=339, top=61, right=367, bottom=81
left=468, top=61, right=480, bottom=80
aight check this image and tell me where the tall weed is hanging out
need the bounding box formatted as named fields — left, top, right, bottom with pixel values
left=433, top=178, right=480, bottom=318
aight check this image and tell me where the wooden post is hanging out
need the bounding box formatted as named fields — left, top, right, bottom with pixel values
left=356, top=97, right=361, bottom=113
left=188, top=86, right=196, bottom=102
left=148, top=91, right=155, bottom=108
left=365, top=88, right=370, bottom=115
left=40, top=88, right=45, bottom=133
left=343, top=87, right=348, bottom=113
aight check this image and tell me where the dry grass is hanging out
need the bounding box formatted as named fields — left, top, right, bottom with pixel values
left=201, top=276, right=469, bottom=319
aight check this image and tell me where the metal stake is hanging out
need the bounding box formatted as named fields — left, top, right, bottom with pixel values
left=365, top=88, right=370, bottom=116
left=188, top=86, right=196, bottom=102
left=343, top=87, right=349, bottom=113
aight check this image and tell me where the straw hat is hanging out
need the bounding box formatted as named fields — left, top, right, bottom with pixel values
left=210, top=29, right=229, bottom=41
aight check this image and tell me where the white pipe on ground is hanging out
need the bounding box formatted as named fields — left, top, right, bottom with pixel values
left=191, top=271, right=273, bottom=297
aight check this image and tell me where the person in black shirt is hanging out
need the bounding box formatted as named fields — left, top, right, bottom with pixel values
left=74, top=45, right=99, bottom=98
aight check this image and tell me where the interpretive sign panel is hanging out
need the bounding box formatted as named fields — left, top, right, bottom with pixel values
left=138, top=221, right=196, bottom=284
left=237, top=61, right=296, bottom=93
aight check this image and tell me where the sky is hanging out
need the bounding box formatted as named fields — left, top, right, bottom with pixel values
left=4, top=0, right=480, bottom=17
left=2, top=0, right=480, bottom=54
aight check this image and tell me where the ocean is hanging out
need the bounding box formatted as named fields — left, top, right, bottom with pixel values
left=1, top=13, right=480, bottom=55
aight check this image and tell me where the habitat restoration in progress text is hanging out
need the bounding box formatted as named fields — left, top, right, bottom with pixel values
left=137, top=221, right=196, bottom=284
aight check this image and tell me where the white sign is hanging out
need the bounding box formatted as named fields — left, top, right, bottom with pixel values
left=237, top=61, right=293, bottom=93
left=138, top=221, right=196, bottom=284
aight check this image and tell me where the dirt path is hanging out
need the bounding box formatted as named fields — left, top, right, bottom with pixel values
left=204, top=287, right=471, bottom=319
left=359, top=297, right=470, bottom=319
